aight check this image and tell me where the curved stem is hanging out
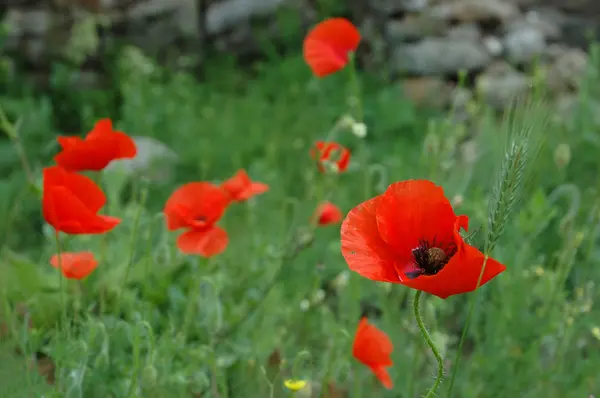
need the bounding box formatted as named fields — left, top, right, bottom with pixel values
left=413, top=290, right=444, bottom=398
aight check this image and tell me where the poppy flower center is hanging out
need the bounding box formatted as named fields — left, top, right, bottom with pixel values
left=407, top=240, right=457, bottom=279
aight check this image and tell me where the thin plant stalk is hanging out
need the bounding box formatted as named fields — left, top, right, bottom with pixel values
left=115, top=183, right=148, bottom=316
left=0, top=107, right=37, bottom=194
left=54, top=232, right=68, bottom=332
left=182, top=256, right=209, bottom=336
left=413, top=290, right=444, bottom=398
left=214, top=230, right=314, bottom=341
left=446, top=100, right=546, bottom=397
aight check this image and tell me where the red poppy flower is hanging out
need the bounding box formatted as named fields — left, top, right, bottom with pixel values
left=303, top=18, right=361, bottom=77
left=341, top=180, right=506, bottom=299
left=43, top=166, right=121, bottom=234
left=311, top=141, right=351, bottom=173
left=220, top=169, right=269, bottom=202
left=54, top=118, right=137, bottom=172
left=164, top=182, right=230, bottom=257
left=50, top=251, right=98, bottom=280
left=313, top=202, right=342, bottom=226
left=353, top=317, right=393, bottom=389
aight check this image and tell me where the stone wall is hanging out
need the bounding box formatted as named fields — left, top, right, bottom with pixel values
left=2, top=0, right=600, bottom=111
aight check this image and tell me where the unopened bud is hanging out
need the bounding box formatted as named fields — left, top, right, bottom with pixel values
left=311, top=289, right=326, bottom=305
left=141, top=364, right=158, bottom=388
left=423, top=132, right=440, bottom=156
left=451, top=195, right=464, bottom=208
left=331, top=270, right=350, bottom=290
left=554, top=143, right=571, bottom=170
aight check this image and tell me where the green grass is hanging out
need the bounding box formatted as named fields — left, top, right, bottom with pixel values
left=1, top=39, right=600, bottom=398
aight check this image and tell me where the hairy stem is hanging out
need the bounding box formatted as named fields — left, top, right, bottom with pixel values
left=413, top=290, right=444, bottom=398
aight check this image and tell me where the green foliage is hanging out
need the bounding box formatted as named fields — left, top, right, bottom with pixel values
left=0, top=28, right=599, bottom=398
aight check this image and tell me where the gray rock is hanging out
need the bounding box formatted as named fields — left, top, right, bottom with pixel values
left=385, top=14, right=446, bottom=43
left=427, top=0, right=519, bottom=26
left=107, top=136, right=179, bottom=184
left=402, top=77, right=455, bottom=109
left=525, top=7, right=566, bottom=41
left=447, top=24, right=482, bottom=41
left=206, top=0, right=290, bottom=35
left=392, top=38, right=491, bottom=75
left=483, top=36, right=504, bottom=57
left=371, top=0, right=430, bottom=15
left=545, top=48, right=589, bottom=94
left=503, top=21, right=546, bottom=63
left=476, top=61, right=530, bottom=110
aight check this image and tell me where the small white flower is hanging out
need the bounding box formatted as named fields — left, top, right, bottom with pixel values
left=300, top=299, right=310, bottom=312
left=351, top=122, right=367, bottom=138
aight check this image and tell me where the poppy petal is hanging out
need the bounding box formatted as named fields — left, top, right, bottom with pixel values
left=54, top=118, right=136, bottom=171
left=337, top=147, right=351, bottom=172
left=400, top=233, right=506, bottom=299
left=341, top=197, right=401, bottom=283
left=372, top=366, right=393, bottom=389
left=86, top=118, right=114, bottom=140
left=50, top=251, right=98, bottom=279
left=303, top=18, right=361, bottom=77
left=56, top=136, right=83, bottom=150
left=315, top=202, right=342, bottom=225
left=352, top=318, right=394, bottom=389
left=353, top=318, right=394, bottom=366
left=43, top=186, right=120, bottom=234
left=43, top=166, right=106, bottom=213
left=176, top=227, right=229, bottom=257
left=221, top=170, right=269, bottom=201
left=164, top=182, right=229, bottom=230
left=375, top=180, right=458, bottom=267
left=54, top=139, right=116, bottom=171
left=110, top=131, right=137, bottom=158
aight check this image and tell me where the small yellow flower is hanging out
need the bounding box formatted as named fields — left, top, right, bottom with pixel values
left=533, top=266, right=545, bottom=277
left=284, top=379, right=307, bottom=391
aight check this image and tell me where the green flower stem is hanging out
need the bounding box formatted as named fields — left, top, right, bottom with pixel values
left=54, top=232, right=68, bottom=332
left=348, top=55, right=370, bottom=201
left=115, top=183, right=148, bottom=316
left=347, top=55, right=363, bottom=123
left=0, top=106, right=37, bottom=194
left=413, top=290, right=444, bottom=398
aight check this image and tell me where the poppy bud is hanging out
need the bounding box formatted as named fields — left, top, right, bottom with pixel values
left=554, top=143, right=571, bottom=170
left=451, top=195, right=464, bottom=208
left=332, top=270, right=350, bottom=290
left=141, top=364, right=158, bottom=388
left=574, top=231, right=585, bottom=248
left=423, top=132, right=440, bottom=156
left=311, top=289, right=326, bottom=305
